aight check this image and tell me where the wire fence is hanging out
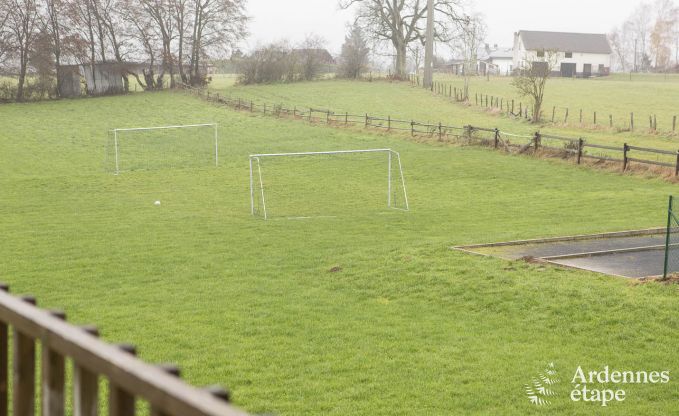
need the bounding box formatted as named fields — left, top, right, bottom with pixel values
left=410, top=75, right=679, bottom=135
left=189, top=87, right=679, bottom=179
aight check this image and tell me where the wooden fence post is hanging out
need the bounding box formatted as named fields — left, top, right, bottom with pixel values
left=411, top=121, right=415, bottom=137
left=564, top=108, right=569, bottom=123
left=623, top=143, right=629, bottom=171
left=42, top=310, right=67, bottom=416
left=388, top=116, right=391, bottom=131
left=630, top=112, right=634, bottom=131
left=552, top=106, right=555, bottom=122
left=494, top=128, right=500, bottom=149
left=673, top=115, right=677, bottom=133
left=475, top=93, right=478, bottom=105
left=326, top=110, right=330, bottom=124
left=654, top=115, right=658, bottom=131
left=308, top=108, right=312, bottom=122
left=511, top=100, right=515, bottom=114
left=534, top=132, right=541, bottom=151
left=345, top=112, right=348, bottom=126
left=14, top=296, right=36, bottom=416
left=649, top=115, right=653, bottom=130
left=594, top=111, right=597, bottom=125
left=675, top=151, right=679, bottom=176
left=0, top=283, right=8, bottom=416
left=109, top=344, right=136, bottom=416
left=365, top=113, right=369, bottom=127
left=438, top=122, right=443, bottom=140
left=74, top=326, right=100, bottom=416
left=579, top=109, right=583, bottom=123
left=577, top=138, right=584, bottom=164
left=609, top=115, right=613, bottom=128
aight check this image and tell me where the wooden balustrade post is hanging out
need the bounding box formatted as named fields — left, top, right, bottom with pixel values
left=150, top=365, right=181, bottom=416
left=74, top=326, right=100, bottom=416
left=0, top=284, right=8, bottom=416
left=109, top=344, right=137, bottom=416
left=14, top=296, right=36, bottom=416
left=42, top=310, right=67, bottom=416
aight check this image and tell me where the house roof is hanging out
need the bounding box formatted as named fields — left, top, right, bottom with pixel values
left=488, top=48, right=513, bottom=60
left=518, top=31, right=612, bottom=54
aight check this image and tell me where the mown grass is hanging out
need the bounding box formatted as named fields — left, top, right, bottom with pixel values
left=217, top=76, right=679, bottom=155
left=1, top=91, right=679, bottom=415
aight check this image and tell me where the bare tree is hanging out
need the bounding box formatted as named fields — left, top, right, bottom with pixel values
left=2, top=0, right=40, bottom=101
left=512, top=51, right=557, bottom=123
left=609, top=22, right=635, bottom=72
left=408, top=41, right=424, bottom=73
left=42, top=0, right=65, bottom=95
left=339, top=22, right=370, bottom=78
left=452, top=13, right=484, bottom=100
left=339, top=0, right=462, bottom=78
left=187, top=0, right=248, bottom=86
left=296, top=34, right=328, bottom=81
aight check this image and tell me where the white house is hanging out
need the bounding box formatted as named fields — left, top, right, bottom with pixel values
left=513, top=31, right=612, bottom=77
left=486, top=48, right=514, bottom=76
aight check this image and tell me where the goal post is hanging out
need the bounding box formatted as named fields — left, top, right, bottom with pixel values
left=109, top=123, right=219, bottom=174
left=249, top=149, right=409, bottom=220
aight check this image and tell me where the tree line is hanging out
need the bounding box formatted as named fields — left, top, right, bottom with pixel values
left=609, top=0, right=679, bottom=72
left=0, top=0, right=248, bottom=101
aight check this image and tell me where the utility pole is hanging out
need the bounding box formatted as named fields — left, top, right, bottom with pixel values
left=423, top=0, right=434, bottom=89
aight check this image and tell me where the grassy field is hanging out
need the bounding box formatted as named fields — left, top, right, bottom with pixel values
left=215, top=75, right=679, bottom=156
left=2, top=90, right=679, bottom=415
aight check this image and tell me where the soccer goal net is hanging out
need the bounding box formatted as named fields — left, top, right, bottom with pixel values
left=249, top=149, right=409, bottom=219
left=107, top=124, right=218, bottom=174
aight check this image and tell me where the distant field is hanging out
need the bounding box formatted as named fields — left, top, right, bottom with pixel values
left=433, top=72, right=679, bottom=133
left=2, top=91, right=679, bottom=415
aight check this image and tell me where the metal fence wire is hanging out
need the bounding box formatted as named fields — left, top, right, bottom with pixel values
left=663, top=195, right=679, bottom=278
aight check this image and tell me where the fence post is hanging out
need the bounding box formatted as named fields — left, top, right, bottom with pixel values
left=594, top=111, right=597, bottom=125
left=534, top=132, right=541, bottom=151
left=0, top=284, right=7, bottom=416
left=564, top=108, right=569, bottom=123
left=109, top=345, right=136, bottom=416
left=654, top=115, right=658, bottom=131
left=511, top=100, right=515, bottom=114
left=673, top=115, right=677, bottom=133
left=438, top=122, right=442, bottom=140
left=309, top=108, right=312, bottom=122
left=13, top=297, right=37, bottom=416
left=494, top=128, right=500, bottom=149
left=476, top=93, right=478, bottom=105
left=345, top=112, right=348, bottom=126
left=74, top=326, right=99, bottom=416
left=365, top=113, right=369, bottom=127
left=649, top=115, right=653, bottom=130
left=630, top=112, right=634, bottom=131
left=579, top=109, right=583, bottom=124
left=623, top=143, right=629, bottom=171
left=675, top=151, right=679, bottom=176
left=577, top=138, right=584, bottom=164
left=388, top=116, right=391, bottom=131
left=42, top=310, right=67, bottom=416
left=552, top=106, right=555, bottom=122
left=411, top=121, right=415, bottom=137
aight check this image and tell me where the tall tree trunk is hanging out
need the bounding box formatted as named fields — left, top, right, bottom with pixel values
left=16, top=50, right=27, bottom=101
left=395, top=42, right=407, bottom=78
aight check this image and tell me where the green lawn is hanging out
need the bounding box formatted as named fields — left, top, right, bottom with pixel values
left=1, top=91, right=679, bottom=415
left=216, top=76, right=679, bottom=155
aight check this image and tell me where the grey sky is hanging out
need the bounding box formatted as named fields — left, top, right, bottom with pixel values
left=244, top=0, right=643, bottom=54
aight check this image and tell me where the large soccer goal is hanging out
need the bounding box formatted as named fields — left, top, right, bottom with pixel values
left=249, top=149, right=409, bottom=219
left=107, top=123, right=219, bottom=174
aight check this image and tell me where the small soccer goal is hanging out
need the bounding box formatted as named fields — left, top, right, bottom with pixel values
left=249, top=149, right=409, bottom=219
left=107, top=123, right=219, bottom=174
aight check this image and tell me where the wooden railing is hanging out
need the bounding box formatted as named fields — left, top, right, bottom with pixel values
left=0, top=284, right=249, bottom=416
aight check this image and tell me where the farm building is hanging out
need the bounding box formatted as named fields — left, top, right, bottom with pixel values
left=513, top=31, right=612, bottom=77
left=486, top=47, right=514, bottom=76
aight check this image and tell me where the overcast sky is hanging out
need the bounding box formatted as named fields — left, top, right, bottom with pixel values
left=244, top=0, right=643, bottom=54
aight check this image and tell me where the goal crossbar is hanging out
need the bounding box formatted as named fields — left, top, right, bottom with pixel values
left=249, top=148, right=409, bottom=219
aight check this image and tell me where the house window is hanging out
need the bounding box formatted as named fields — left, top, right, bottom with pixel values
left=537, top=50, right=545, bottom=58
left=565, top=52, right=573, bottom=58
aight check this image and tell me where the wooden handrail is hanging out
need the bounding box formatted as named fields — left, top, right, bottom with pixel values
left=0, top=288, right=249, bottom=416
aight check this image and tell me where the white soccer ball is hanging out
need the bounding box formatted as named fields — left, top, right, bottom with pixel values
left=154, top=201, right=161, bottom=206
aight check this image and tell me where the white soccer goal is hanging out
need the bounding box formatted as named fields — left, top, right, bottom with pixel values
left=108, top=123, right=219, bottom=174
left=249, top=149, right=409, bottom=220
